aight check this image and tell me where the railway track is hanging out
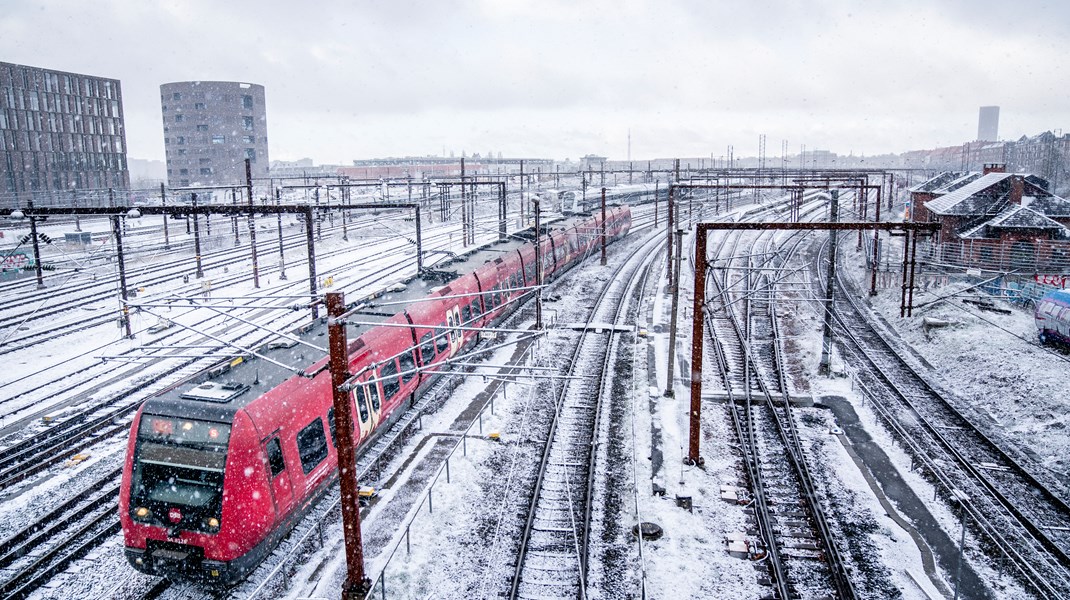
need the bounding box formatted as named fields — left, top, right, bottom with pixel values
left=507, top=228, right=663, bottom=599
left=815, top=233, right=1070, bottom=598
left=0, top=470, right=122, bottom=599
left=706, top=223, right=857, bottom=599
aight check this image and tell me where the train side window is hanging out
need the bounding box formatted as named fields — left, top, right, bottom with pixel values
left=366, top=382, right=381, bottom=412
left=327, top=408, right=337, bottom=448
left=461, top=303, right=471, bottom=324
left=419, top=332, right=434, bottom=363
left=435, top=325, right=449, bottom=354
left=399, top=349, right=417, bottom=384
left=381, top=360, right=401, bottom=399
left=470, top=299, right=481, bottom=318
left=354, top=390, right=369, bottom=422
left=266, top=437, right=285, bottom=478
left=296, top=418, right=329, bottom=474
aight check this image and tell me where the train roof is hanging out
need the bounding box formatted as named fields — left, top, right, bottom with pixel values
left=138, top=211, right=615, bottom=423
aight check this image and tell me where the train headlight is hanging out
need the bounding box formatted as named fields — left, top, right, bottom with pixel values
left=134, top=506, right=150, bottom=520
left=207, top=517, right=220, bottom=530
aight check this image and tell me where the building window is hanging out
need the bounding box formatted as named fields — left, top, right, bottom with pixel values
left=241, top=94, right=253, bottom=109
left=174, top=114, right=184, bottom=123
left=242, top=135, right=254, bottom=144
left=196, top=124, right=208, bottom=131
left=179, top=168, right=189, bottom=175
left=211, top=135, right=225, bottom=144
left=161, top=105, right=167, bottom=112
left=199, top=158, right=211, bottom=164
left=177, top=149, right=186, bottom=155
left=195, top=102, right=205, bottom=110
left=176, top=136, right=185, bottom=145
left=172, top=92, right=181, bottom=100
left=244, top=148, right=256, bottom=161
left=242, top=116, right=254, bottom=131
left=164, top=137, right=169, bottom=145
left=199, top=167, right=212, bottom=175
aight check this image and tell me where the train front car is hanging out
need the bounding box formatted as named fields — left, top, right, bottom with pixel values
left=119, top=387, right=274, bottom=585
left=1035, top=289, right=1070, bottom=345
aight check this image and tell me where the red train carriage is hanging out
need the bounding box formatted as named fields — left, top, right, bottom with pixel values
left=119, top=207, right=631, bottom=584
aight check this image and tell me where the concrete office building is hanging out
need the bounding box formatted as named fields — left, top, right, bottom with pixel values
left=160, top=81, right=269, bottom=188
left=978, top=105, right=1000, bottom=141
left=0, top=61, right=129, bottom=202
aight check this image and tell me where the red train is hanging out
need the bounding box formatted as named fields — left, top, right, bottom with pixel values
left=119, top=207, right=631, bottom=584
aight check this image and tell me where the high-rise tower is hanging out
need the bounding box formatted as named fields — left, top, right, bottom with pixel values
left=160, top=81, right=269, bottom=187
left=978, top=106, right=1000, bottom=141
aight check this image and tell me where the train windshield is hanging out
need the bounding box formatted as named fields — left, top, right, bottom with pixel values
left=130, top=414, right=231, bottom=513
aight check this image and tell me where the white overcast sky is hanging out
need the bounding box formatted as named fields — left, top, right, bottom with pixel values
left=2, top=0, right=1067, bottom=164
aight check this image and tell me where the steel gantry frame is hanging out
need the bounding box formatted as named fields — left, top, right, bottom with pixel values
left=683, top=220, right=940, bottom=465
left=0, top=202, right=424, bottom=325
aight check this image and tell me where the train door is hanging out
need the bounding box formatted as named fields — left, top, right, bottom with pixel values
left=446, top=306, right=463, bottom=356
left=364, top=378, right=382, bottom=429
left=351, top=381, right=373, bottom=442
left=263, top=435, right=295, bottom=523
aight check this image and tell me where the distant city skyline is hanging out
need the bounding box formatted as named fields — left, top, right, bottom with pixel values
left=2, top=0, right=1067, bottom=164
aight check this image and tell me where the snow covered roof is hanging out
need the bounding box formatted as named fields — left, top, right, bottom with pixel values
left=925, top=172, right=1013, bottom=216
left=908, top=171, right=962, bottom=193
left=1022, top=194, right=1070, bottom=218
left=932, top=172, right=983, bottom=194
left=987, top=205, right=1065, bottom=229
left=959, top=205, right=1069, bottom=239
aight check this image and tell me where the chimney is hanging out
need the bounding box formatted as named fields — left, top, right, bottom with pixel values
left=983, top=163, right=1006, bottom=175
left=1009, top=175, right=1024, bottom=206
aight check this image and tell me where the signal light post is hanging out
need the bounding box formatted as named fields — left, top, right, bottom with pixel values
left=326, top=292, right=373, bottom=600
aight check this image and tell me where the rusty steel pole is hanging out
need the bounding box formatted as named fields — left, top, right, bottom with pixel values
left=534, top=198, right=543, bottom=330
left=654, top=180, right=659, bottom=227
left=600, top=187, right=607, bottom=266
left=326, top=292, right=373, bottom=600
left=245, top=159, right=260, bottom=289
left=665, top=229, right=684, bottom=397
left=869, top=186, right=883, bottom=296
left=907, top=230, right=919, bottom=316
left=415, top=204, right=424, bottom=272
left=667, top=186, right=675, bottom=284
left=112, top=214, right=133, bottom=338
left=498, top=182, right=507, bottom=242
left=305, top=207, right=319, bottom=320
left=686, top=227, right=707, bottom=466
left=819, top=190, right=840, bottom=375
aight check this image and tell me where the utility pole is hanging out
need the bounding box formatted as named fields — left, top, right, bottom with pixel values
left=665, top=228, right=683, bottom=397
left=534, top=198, right=543, bottom=330
left=276, top=188, right=287, bottom=281
left=192, top=193, right=204, bottom=279
left=326, top=292, right=373, bottom=600
left=26, top=201, right=44, bottom=288
left=819, top=190, right=839, bottom=375
left=245, top=159, right=260, bottom=289
left=600, top=187, right=607, bottom=266
left=160, top=183, right=170, bottom=249
left=667, top=186, right=675, bottom=285
left=112, top=214, right=133, bottom=339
